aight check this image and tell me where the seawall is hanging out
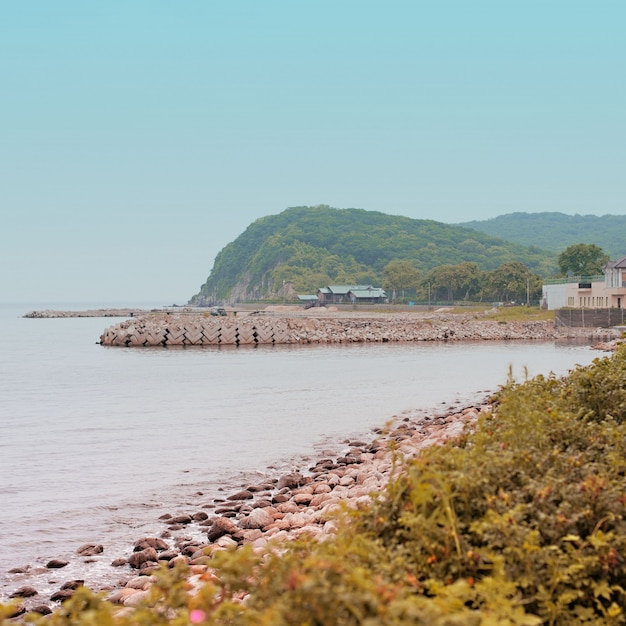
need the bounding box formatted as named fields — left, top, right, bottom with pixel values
left=99, top=311, right=613, bottom=347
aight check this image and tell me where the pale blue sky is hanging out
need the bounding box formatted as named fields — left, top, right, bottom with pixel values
left=2, top=1, right=624, bottom=304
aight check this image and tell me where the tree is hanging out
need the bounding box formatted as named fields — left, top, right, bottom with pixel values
left=558, top=243, right=609, bottom=277
left=486, top=262, right=532, bottom=303
left=423, top=262, right=482, bottom=303
left=382, top=260, right=421, bottom=302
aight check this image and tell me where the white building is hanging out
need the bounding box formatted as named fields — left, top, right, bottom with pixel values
left=542, top=256, right=626, bottom=310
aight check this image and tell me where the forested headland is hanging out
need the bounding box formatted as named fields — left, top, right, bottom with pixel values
left=190, top=206, right=559, bottom=306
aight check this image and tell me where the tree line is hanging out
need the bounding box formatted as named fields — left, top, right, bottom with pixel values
left=382, top=243, right=609, bottom=305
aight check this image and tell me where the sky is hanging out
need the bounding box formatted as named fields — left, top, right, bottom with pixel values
left=1, top=1, right=625, bottom=304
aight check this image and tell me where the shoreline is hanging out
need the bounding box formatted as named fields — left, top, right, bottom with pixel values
left=4, top=397, right=492, bottom=617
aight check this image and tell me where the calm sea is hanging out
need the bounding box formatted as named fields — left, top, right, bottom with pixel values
left=0, top=302, right=601, bottom=599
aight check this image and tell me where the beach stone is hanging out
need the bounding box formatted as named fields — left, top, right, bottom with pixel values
left=227, top=490, right=254, bottom=501
left=239, top=508, right=274, bottom=530
left=252, top=498, right=272, bottom=508
left=50, top=589, right=75, bottom=602
left=128, top=548, right=158, bottom=569
left=30, top=605, right=52, bottom=615
left=106, top=588, right=135, bottom=604
left=241, top=529, right=263, bottom=542
left=207, top=517, right=239, bottom=542
left=8, top=566, right=29, bottom=574
left=276, top=501, right=300, bottom=514
left=168, top=555, right=190, bottom=568
left=9, top=586, right=38, bottom=598
left=134, top=537, right=169, bottom=552
left=46, top=559, right=68, bottom=569
left=277, top=472, right=304, bottom=489
left=314, top=483, right=332, bottom=494
left=111, top=558, right=127, bottom=567
left=60, top=580, right=84, bottom=590
left=157, top=550, right=179, bottom=561
left=215, top=536, right=238, bottom=549
left=246, top=484, right=268, bottom=492
left=310, top=493, right=331, bottom=507
left=125, top=576, right=154, bottom=590
left=169, top=514, right=193, bottom=525
left=193, top=511, right=209, bottom=521
left=77, top=543, right=104, bottom=557
left=123, top=589, right=151, bottom=607
left=291, top=493, right=312, bottom=505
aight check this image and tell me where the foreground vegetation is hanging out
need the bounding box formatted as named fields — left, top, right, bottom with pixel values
left=6, top=346, right=626, bottom=625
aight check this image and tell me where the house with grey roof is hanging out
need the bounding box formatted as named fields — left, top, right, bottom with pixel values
left=313, top=285, right=387, bottom=305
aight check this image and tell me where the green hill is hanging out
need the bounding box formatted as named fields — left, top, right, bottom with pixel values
left=190, top=206, right=556, bottom=304
left=459, top=212, right=626, bottom=258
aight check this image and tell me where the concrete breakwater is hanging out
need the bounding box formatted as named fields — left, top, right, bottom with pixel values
left=99, top=311, right=611, bottom=347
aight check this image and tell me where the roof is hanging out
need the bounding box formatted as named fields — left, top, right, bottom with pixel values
left=605, top=256, right=626, bottom=270
left=297, top=295, right=319, bottom=301
left=348, top=288, right=386, bottom=299
left=326, top=285, right=374, bottom=294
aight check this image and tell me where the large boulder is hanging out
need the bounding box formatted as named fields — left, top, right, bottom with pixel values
left=128, top=548, right=158, bottom=569
left=206, top=517, right=239, bottom=542
left=239, top=508, right=274, bottom=530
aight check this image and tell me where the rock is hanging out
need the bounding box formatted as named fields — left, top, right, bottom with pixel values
left=9, top=586, right=38, bottom=598
left=30, top=605, right=52, bottom=615
left=77, top=543, right=104, bottom=557
left=157, top=550, right=179, bottom=561
left=111, top=558, right=127, bottom=567
left=134, top=537, right=169, bottom=552
left=193, top=511, right=209, bottom=521
left=46, top=559, right=69, bottom=569
left=292, top=493, right=313, bottom=505
left=239, top=508, right=274, bottom=530
left=206, top=517, right=239, bottom=542
left=214, top=535, right=238, bottom=549
left=128, top=548, right=158, bottom=569
left=61, top=580, right=84, bottom=590
left=50, top=589, right=75, bottom=602
left=277, top=472, right=304, bottom=489
left=125, top=576, right=154, bottom=590
left=169, top=514, right=193, bottom=524
left=227, top=490, right=254, bottom=501
left=123, top=589, right=151, bottom=607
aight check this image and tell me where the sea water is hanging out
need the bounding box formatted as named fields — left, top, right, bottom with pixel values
left=0, top=302, right=600, bottom=598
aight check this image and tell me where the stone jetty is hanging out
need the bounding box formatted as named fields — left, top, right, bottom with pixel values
left=99, top=309, right=612, bottom=347
left=24, top=308, right=150, bottom=319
